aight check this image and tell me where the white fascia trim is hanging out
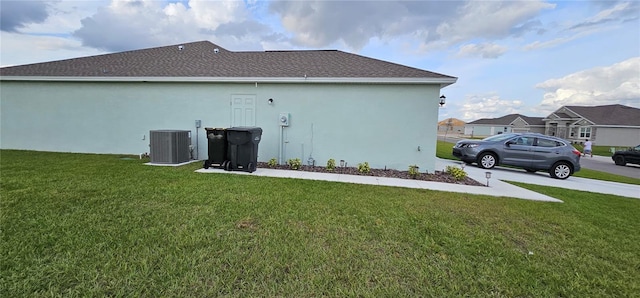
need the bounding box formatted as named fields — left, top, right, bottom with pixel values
left=509, top=117, right=525, bottom=126
left=1, top=76, right=458, bottom=86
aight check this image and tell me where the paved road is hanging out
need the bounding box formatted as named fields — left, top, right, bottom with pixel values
left=579, top=155, right=639, bottom=179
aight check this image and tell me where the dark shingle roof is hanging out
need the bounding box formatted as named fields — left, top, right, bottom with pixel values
left=0, top=41, right=456, bottom=81
left=520, top=115, right=545, bottom=126
left=566, top=104, right=640, bottom=126
left=467, top=114, right=544, bottom=126
left=554, top=112, right=571, bottom=118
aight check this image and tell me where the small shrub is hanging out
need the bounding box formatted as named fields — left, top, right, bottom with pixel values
left=287, top=158, right=302, bottom=170
left=267, top=158, right=277, bottom=168
left=446, top=165, right=467, bottom=181
left=358, top=162, right=371, bottom=174
left=408, top=165, right=420, bottom=179
left=326, top=158, right=336, bottom=171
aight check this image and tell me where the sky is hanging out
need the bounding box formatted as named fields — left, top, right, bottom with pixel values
left=1, top=0, right=639, bottom=121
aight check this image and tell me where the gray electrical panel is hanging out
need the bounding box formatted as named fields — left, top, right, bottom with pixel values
left=149, top=130, right=191, bottom=164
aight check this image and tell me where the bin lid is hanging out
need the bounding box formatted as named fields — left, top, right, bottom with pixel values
left=227, top=126, right=262, bottom=133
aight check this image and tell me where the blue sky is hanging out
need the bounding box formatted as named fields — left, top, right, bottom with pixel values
left=1, top=0, right=638, bottom=121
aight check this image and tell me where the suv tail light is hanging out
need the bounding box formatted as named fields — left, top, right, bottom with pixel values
left=572, top=149, right=581, bottom=156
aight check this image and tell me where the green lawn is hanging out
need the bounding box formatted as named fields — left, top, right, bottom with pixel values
left=2, top=150, right=639, bottom=296
left=436, top=140, right=457, bottom=160
left=573, top=144, right=631, bottom=157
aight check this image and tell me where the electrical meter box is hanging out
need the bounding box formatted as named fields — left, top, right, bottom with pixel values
left=279, top=113, right=290, bottom=126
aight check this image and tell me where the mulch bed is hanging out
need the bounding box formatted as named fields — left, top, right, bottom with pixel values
left=257, top=162, right=484, bottom=186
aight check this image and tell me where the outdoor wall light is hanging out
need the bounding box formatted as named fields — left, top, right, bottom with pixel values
left=485, top=171, right=492, bottom=187
left=439, top=95, right=446, bottom=107
left=268, top=98, right=274, bottom=105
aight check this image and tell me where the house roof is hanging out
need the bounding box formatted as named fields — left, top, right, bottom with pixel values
left=564, top=104, right=640, bottom=126
left=466, top=114, right=545, bottom=126
left=0, top=41, right=456, bottom=85
left=553, top=112, right=572, bottom=118
left=438, top=118, right=466, bottom=126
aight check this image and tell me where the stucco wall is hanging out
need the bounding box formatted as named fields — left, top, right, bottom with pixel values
left=0, top=80, right=442, bottom=172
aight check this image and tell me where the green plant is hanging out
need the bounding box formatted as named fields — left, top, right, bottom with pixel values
left=326, top=159, right=336, bottom=171
left=267, top=158, right=278, bottom=168
left=287, top=158, right=302, bottom=170
left=408, top=165, right=420, bottom=179
left=446, top=165, right=467, bottom=181
left=358, top=162, right=370, bottom=174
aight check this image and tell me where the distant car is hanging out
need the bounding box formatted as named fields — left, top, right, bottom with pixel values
left=452, top=133, right=582, bottom=179
left=612, top=145, right=640, bottom=166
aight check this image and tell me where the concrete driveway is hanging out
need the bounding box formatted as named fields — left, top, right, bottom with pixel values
left=437, top=158, right=640, bottom=200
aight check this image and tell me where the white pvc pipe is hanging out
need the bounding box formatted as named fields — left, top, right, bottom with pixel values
left=278, top=125, right=283, bottom=164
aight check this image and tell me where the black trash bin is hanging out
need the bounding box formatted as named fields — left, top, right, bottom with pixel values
left=203, top=128, right=227, bottom=169
left=225, top=126, right=262, bottom=173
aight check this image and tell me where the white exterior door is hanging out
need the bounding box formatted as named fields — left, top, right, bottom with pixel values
left=231, top=94, right=256, bottom=127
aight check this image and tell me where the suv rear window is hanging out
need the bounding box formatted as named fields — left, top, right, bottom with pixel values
left=537, top=138, right=564, bottom=148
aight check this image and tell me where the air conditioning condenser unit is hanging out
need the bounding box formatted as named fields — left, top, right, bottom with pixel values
left=149, top=130, right=191, bottom=164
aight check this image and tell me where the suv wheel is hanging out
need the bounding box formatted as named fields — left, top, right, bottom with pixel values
left=477, top=152, right=497, bottom=169
left=550, top=162, right=572, bottom=179
left=613, top=155, right=626, bottom=166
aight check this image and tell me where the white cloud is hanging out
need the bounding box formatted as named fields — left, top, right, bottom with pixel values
left=568, top=1, right=639, bottom=31
left=456, top=43, right=507, bottom=59
left=269, top=0, right=553, bottom=53
left=523, top=36, right=574, bottom=51
left=458, top=93, right=525, bottom=121
left=187, top=0, right=246, bottom=28
left=525, top=1, right=639, bottom=51
left=72, top=0, right=254, bottom=51
left=536, top=57, right=640, bottom=111
left=420, top=1, right=554, bottom=52
left=0, top=31, right=103, bottom=66
left=0, top=0, right=50, bottom=32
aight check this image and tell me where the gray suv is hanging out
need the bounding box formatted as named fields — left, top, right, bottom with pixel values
left=452, top=133, right=581, bottom=179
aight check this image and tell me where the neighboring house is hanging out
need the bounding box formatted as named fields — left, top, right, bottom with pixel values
left=543, top=104, right=640, bottom=147
left=464, top=114, right=545, bottom=137
left=437, top=118, right=465, bottom=134
left=0, top=41, right=457, bottom=173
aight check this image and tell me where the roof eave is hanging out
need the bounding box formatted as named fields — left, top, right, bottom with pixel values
left=590, top=125, right=640, bottom=128
left=0, top=76, right=457, bottom=86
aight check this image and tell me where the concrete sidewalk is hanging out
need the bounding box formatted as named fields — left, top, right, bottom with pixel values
left=194, top=158, right=639, bottom=202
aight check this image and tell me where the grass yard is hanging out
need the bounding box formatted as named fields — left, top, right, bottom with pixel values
left=436, top=140, right=457, bottom=160
left=2, top=150, right=639, bottom=296
left=573, top=143, right=631, bottom=157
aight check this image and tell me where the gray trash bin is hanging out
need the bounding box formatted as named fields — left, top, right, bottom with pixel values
left=225, top=126, right=262, bottom=173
